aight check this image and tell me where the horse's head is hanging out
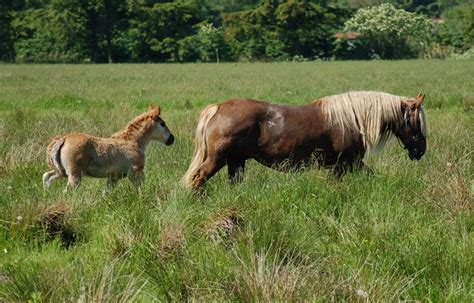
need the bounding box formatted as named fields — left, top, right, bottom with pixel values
left=395, top=93, right=427, bottom=160
left=148, top=105, right=174, bottom=146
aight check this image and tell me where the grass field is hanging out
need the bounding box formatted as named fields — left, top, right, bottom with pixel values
left=0, top=60, right=473, bottom=302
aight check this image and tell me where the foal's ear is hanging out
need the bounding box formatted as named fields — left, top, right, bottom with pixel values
left=149, top=104, right=161, bottom=115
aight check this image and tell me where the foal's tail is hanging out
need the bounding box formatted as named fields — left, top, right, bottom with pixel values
left=182, top=104, right=219, bottom=188
left=46, top=137, right=66, bottom=176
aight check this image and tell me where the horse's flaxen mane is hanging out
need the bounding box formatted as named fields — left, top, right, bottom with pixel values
left=111, top=108, right=159, bottom=141
left=320, top=91, right=421, bottom=154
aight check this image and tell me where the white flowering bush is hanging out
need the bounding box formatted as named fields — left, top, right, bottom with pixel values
left=343, top=3, right=433, bottom=59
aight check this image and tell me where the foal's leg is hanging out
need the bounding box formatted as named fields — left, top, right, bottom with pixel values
left=64, top=174, right=81, bottom=193
left=103, top=176, right=119, bottom=194
left=129, top=166, right=144, bottom=191
left=43, top=170, right=59, bottom=189
left=42, top=171, right=55, bottom=187
left=227, top=159, right=245, bottom=184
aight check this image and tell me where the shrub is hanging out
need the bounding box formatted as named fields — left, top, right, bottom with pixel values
left=341, top=3, right=433, bottom=59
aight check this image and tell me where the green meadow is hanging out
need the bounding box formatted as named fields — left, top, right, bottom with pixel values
left=0, top=61, right=472, bottom=301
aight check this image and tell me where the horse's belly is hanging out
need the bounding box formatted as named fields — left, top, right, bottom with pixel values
left=254, top=142, right=336, bottom=169
left=86, top=163, right=129, bottom=178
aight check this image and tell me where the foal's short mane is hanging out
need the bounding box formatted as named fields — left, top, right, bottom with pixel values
left=111, top=110, right=157, bottom=141
left=320, top=91, right=409, bottom=153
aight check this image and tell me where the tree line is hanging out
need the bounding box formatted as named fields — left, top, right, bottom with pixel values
left=0, top=0, right=472, bottom=63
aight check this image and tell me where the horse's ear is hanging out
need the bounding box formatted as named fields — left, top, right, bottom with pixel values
left=401, top=99, right=414, bottom=110
left=415, top=93, right=425, bottom=107
left=155, top=104, right=161, bottom=115
left=148, top=104, right=154, bottom=111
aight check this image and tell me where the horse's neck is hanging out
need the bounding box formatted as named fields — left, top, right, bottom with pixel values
left=135, top=132, right=153, bottom=150
left=384, top=110, right=404, bottom=134
left=113, top=124, right=153, bottom=151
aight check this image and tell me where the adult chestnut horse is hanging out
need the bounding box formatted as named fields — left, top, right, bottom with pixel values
left=183, top=91, right=426, bottom=189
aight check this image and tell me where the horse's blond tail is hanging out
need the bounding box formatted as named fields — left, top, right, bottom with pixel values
left=182, top=104, right=219, bottom=188
left=46, top=137, right=66, bottom=175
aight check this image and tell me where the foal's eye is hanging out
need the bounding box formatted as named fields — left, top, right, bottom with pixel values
left=160, top=122, right=166, bottom=127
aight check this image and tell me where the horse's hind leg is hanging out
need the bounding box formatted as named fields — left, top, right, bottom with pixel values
left=43, top=171, right=55, bottom=189
left=64, top=174, right=81, bottom=193
left=42, top=170, right=63, bottom=189
left=191, top=155, right=225, bottom=188
left=227, top=159, right=245, bottom=184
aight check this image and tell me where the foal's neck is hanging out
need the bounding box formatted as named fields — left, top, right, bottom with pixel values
left=135, top=131, right=153, bottom=150
left=113, top=121, right=155, bottom=150
left=130, top=125, right=158, bottom=150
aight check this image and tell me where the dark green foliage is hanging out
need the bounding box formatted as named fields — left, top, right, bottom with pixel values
left=439, top=4, right=473, bottom=51
left=275, top=1, right=339, bottom=59
left=12, top=1, right=90, bottom=63
left=126, top=0, right=203, bottom=62
left=0, top=0, right=472, bottom=62
left=86, top=0, right=129, bottom=63
left=222, top=0, right=344, bottom=61
left=0, top=1, right=15, bottom=62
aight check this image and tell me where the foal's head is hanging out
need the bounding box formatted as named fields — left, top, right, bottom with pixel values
left=395, top=94, right=427, bottom=160
left=148, top=105, right=174, bottom=145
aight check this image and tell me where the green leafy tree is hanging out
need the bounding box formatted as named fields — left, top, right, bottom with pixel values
left=342, top=3, right=433, bottom=59
left=199, top=23, right=226, bottom=62
left=127, top=0, right=202, bottom=62
left=441, top=4, right=473, bottom=51
left=0, top=1, right=15, bottom=62
left=86, top=0, right=128, bottom=63
left=199, top=0, right=260, bottom=12
left=12, top=0, right=89, bottom=63
left=223, top=0, right=342, bottom=61
left=276, top=1, right=337, bottom=59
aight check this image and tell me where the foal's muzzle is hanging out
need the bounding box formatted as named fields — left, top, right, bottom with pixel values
left=165, top=134, right=174, bottom=146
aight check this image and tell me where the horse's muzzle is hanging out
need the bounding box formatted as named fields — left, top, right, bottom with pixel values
left=165, top=134, right=174, bottom=146
left=408, top=148, right=425, bottom=161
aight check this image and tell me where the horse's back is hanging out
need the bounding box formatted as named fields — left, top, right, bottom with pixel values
left=57, top=133, right=140, bottom=177
left=205, top=99, right=330, bottom=163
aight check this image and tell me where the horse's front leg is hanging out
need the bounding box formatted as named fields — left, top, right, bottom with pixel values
left=359, top=162, right=374, bottom=176
left=103, top=176, right=119, bottom=195
left=352, top=159, right=374, bottom=176
left=227, top=159, right=246, bottom=184
left=129, top=165, right=144, bottom=191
